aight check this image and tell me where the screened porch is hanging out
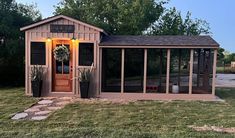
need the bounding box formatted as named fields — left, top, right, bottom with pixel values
left=101, top=48, right=217, bottom=95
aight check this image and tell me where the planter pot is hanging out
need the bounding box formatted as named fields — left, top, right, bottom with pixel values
left=172, top=85, right=179, bottom=94
left=80, top=82, right=89, bottom=98
left=31, top=80, right=42, bottom=97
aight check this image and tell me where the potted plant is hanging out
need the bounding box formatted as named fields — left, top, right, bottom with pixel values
left=78, top=65, right=93, bottom=98
left=31, top=65, right=44, bottom=97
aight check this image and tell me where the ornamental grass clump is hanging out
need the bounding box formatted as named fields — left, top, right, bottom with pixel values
left=30, top=65, right=43, bottom=82
left=78, top=65, right=93, bottom=82
left=30, top=65, right=44, bottom=97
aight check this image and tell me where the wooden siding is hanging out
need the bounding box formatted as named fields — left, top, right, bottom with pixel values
left=28, top=18, right=100, bottom=41
left=25, top=18, right=101, bottom=96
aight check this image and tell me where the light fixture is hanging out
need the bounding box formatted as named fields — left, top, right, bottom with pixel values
left=71, top=37, right=76, bottom=42
left=47, top=37, right=51, bottom=42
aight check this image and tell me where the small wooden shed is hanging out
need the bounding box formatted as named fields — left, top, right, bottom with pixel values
left=21, top=15, right=219, bottom=100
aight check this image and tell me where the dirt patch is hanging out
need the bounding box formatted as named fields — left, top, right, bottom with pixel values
left=188, top=125, right=235, bottom=134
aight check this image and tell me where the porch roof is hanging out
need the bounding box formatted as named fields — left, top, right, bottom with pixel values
left=99, top=35, right=219, bottom=48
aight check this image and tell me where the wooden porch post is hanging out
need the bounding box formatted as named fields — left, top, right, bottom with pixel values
left=48, top=38, right=52, bottom=94
left=189, top=49, right=194, bottom=94
left=72, top=41, right=76, bottom=94
left=212, top=49, right=218, bottom=95
left=25, top=31, right=29, bottom=95
left=99, top=48, right=102, bottom=94
left=121, top=49, right=125, bottom=93
left=143, top=49, right=147, bottom=93
left=166, top=49, right=170, bottom=94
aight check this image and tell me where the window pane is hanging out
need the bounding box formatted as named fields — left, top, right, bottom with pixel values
left=63, top=44, right=70, bottom=74
left=79, top=43, right=94, bottom=66
left=31, top=42, right=46, bottom=65
left=147, top=49, right=167, bottom=93
left=124, top=49, right=144, bottom=93
left=63, top=61, right=70, bottom=74
left=102, top=49, right=121, bottom=92
left=55, top=44, right=70, bottom=74
left=56, top=61, right=62, bottom=74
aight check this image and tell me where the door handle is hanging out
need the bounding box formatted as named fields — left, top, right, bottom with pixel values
left=71, top=66, right=73, bottom=72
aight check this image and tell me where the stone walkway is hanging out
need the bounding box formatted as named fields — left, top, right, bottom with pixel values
left=11, top=97, right=75, bottom=120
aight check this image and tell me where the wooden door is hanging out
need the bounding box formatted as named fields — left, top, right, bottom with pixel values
left=52, top=40, right=73, bottom=92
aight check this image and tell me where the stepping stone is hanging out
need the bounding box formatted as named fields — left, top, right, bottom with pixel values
left=44, top=97, right=56, bottom=100
left=32, top=105, right=47, bottom=108
left=31, top=116, right=48, bottom=120
left=35, top=111, right=51, bottom=115
left=47, top=106, right=62, bottom=110
left=38, top=100, right=53, bottom=105
left=59, top=97, right=72, bottom=100
left=24, top=107, right=40, bottom=112
left=12, top=113, right=28, bottom=120
left=56, top=101, right=70, bottom=106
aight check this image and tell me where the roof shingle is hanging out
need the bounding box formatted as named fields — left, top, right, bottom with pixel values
left=100, top=35, right=219, bottom=47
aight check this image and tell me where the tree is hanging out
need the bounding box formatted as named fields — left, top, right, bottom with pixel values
left=217, top=48, right=225, bottom=62
left=0, top=0, right=41, bottom=86
left=55, top=0, right=166, bottom=35
left=149, top=7, right=210, bottom=35
left=224, top=53, right=235, bottom=64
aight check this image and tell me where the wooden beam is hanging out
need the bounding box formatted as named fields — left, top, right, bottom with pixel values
left=121, top=49, right=125, bottom=93
left=212, top=49, right=218, bottom=95
left=189, top=49, right=194, bottom=94
left=99, top=48, right=103, bottom=94
left=166, top=49, right=171, bottom=94
left=72, top=41, right=76, bottom=94
left=48, top=37, right=52, bottom=94
left=96, top=42, right=100, bottom=96
left=143, top=49, right=147, bottom=93
left=25, top=31, right=29, bottom=95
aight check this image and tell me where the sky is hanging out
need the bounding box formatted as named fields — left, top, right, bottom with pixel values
left=16, top=0, right=235, bottom=53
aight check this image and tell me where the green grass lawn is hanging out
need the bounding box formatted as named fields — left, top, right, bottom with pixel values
left=0, top=88, right=234, bottom=138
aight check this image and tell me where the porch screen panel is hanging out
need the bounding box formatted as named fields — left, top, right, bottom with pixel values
left=146, top=49, right=167, bottom=93
left=102, top=49, right=121, bottom=92
left=192, top=49, right=213, bottom=94
left=169, top=49, right=190, bottom=94
left=124, top=49, right=144, bottom=93
left=79, top=43, right=94, bottom=66
left=30, top=42, right=46, bottom=65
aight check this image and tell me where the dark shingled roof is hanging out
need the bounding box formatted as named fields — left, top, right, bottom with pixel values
left=99, top=35, right=219, bottom=47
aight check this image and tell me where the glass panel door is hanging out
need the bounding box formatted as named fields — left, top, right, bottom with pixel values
left=55, top=44, right=70, bottom=74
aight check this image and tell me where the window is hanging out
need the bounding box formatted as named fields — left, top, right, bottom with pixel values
left=79, top=43, right=94, bottom=66
left=30, top=42, right=46, bottom=65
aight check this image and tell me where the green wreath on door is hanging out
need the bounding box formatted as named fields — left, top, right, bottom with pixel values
left=53, top=45, right=70, bottom=62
